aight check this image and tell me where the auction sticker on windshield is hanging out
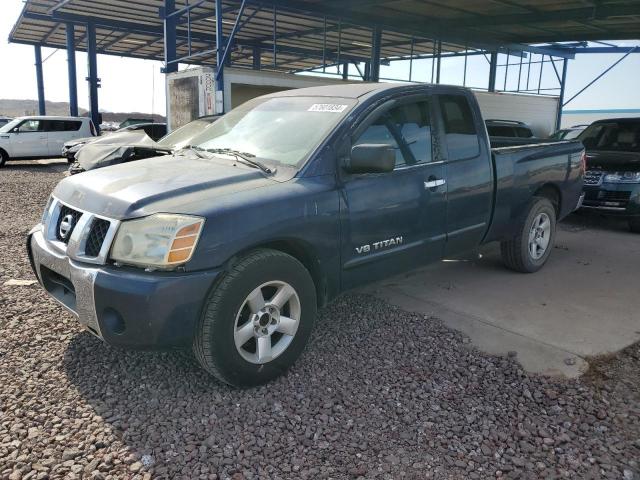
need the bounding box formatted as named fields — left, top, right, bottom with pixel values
left=308, top=104, right=349, bottom=113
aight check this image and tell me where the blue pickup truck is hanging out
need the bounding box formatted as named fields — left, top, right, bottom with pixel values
left=28, top=83, right=585, bottom=386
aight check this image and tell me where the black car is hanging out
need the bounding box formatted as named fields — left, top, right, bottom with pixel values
left=120, top=122, right=167, bottom=141
left=485, top=119, right=538, bottom=148
left=580, top=118, right=640, bottom=232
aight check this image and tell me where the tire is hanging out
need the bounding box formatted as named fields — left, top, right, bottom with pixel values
left=67, top=155, right=75, bottom=164
left=629, top=218, right=640, bottom=234
left=0, top=149, right=8, bottom=168
left=193, top=249, right=317, bottom=387
left=501, top=196, right=557, bottom=273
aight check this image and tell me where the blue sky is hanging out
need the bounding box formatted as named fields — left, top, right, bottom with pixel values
left=1, top=0, right=639, bottom=115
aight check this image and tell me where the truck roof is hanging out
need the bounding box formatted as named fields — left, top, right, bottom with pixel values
left=262, top=82, right=443, bottom=100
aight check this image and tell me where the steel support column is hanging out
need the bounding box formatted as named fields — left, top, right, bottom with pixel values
left=488, top=51, right=498, bottom=92
left=65, top=22, right=78, bottom=116
left=215, top=0, right=225, bottom=113
left=162, top=0, right=177, bottom=74
left=86, top=23, right=100, bottom=132
left=370, top=27, right=382, bottom=82
left=252, top=46, right=261, bottom=69
left=342, top=62, right=349, bottom=80
left=34, top=46, right=46, bottom=115
left=556, top=58, right=568, bottom=130
left=435, top=40, right=442, bottom=83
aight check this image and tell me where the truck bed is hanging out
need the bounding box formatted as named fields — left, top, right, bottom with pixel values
left=483, top=140, right=585, bottom=243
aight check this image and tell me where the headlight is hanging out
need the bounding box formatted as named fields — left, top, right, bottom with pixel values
left=110, top=213, right=205, bottom=269
left=603, top=171, right=640, bottom=184
left=41, top=196, right=53, bottom=225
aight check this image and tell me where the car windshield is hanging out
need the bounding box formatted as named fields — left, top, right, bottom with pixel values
left=159, top=118, right=217, bottom=149
left=563, top=129, right=583, bottom=140
left=0, top=118, right=22, bottom=133
left=189, top=96, right=357, bottom=168
left=579, top=121, right=640, bottom=152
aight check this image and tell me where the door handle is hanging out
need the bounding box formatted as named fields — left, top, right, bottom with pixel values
left=424, top=178, right=446, bottom=189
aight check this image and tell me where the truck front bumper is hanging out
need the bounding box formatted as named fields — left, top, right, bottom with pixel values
left=581, top=184, right=640, bottom=218
left=27, top=226, right=221, bottom=348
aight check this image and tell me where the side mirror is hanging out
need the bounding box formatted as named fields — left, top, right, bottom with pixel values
left=344, top=144, right=395, bottom=174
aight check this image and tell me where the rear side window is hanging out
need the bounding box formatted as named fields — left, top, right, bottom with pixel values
left=44, top=120, right=82, bottom=132
left=439, top=95, right=480, bottom=160
left=354, top=100, right=433, bottom=168
left=487, top=125, right=515, bottom=137
left=515, top=127, right=533, bottom=138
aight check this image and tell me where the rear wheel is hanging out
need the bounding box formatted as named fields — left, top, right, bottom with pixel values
left=193, top=249, right=317, bottom=387
left=501, top=197, right=557, bottom=273
left=629, top=218, right=640, bottom=234
left=0, top=149, right=8, bottom=168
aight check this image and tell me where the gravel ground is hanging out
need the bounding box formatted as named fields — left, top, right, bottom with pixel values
left=1, top=161, right=639, bottom=480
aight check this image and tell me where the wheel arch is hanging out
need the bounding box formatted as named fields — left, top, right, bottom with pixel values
left=226, top=238, right=330, bottom=308
left=534, top=183, right=562, bottom=217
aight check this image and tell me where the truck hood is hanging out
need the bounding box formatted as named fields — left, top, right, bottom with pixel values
left=586, top=150, right=640, bottom=172
left=53, top=153, right=280, bottom=219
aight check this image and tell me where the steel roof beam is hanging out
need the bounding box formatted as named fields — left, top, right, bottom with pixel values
left=251, top=0, right=576, bottom=58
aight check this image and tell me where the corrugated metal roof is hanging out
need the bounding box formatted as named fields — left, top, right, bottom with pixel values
left=9, top=0, right=640, bottom=72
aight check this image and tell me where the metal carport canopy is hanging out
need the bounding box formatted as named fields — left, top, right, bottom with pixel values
left=11, top=0, right=640, bottom=72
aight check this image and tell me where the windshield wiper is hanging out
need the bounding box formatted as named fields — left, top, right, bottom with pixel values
left=205, top=148, right=274, bottom=174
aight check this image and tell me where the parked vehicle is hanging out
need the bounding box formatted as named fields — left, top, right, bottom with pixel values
left=0, top=116, right=96, bottom=167
left=579, top=118, right=640, bottom=232
left=0, top=116, right=12, bottom=127
left=69, top=117, right=218, bottom=174
left=485, top=119, right=540, bottom=147
left=118, top=118, right=155, bottom=128
left=27, top=83, right=584, bottom=386
left=62, top=122, right=167, bottom=162
left=550, top=125, right=588, bottom=141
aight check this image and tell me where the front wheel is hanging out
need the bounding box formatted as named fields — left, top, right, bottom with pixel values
left=0, top=149, right=8, bottom=168
left=501, top=196, right=557, bottom=273
left=193, top=249, right=317, bottom=387
left=629, top=218, right=640, bottom=233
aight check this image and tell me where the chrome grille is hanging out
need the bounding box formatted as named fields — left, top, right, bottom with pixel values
left=85, top=218, right=111, bottom=257
left=584, top=170, right=603, bottom=186
left=55, top=205, right=82, bottom=243
left=44, top=197, right=120, bottom=265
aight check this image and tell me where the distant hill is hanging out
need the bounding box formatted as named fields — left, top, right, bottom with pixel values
left=0, top=99, right=165, bottom=123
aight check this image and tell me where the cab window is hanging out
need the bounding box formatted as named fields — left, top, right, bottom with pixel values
left=353, top=101, right=433, bottom=168
left=17, top=120, right=42, bottom=132
left=439, top=95, right=480, bottom=160
left=515, top=127, right=533, bottom=138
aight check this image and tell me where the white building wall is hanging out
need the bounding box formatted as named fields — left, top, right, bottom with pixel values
left=474, top=91, right=560, bottom=137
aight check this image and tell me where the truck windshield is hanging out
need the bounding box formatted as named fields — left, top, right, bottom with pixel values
left=189, top=96, right=357, bottom=168
left=579, top=120, right=640, bottom=152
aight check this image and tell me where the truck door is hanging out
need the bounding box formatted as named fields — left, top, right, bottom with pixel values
left=435, top=93, right=493, bottom=256
left=11, top=119, right=48, bottom=158
left=340, top=97, right=447, bottom=290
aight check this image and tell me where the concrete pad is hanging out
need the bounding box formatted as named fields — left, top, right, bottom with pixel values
left=363, top=213, right=640, bottom=378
